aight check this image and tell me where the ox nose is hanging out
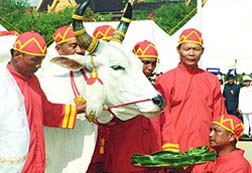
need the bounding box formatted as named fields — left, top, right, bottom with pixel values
left=152, top=94, right=165, bottom=110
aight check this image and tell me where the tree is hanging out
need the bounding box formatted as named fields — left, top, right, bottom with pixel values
left=0, top=0, right=197, bottom=43
left=132, top=1, right=197, bottom=35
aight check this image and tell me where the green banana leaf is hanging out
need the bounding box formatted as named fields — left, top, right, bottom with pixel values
left=132, top=146, right=216, bottom=167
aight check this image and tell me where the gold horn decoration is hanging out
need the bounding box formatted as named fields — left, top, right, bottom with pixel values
left=110, top=2, right=132, bottom=43
left=90, top=55, right=98, bottom=78
left=72, top=0, right=99, bottom=54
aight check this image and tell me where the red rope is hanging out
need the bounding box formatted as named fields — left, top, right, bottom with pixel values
left=106, top=98, right=152, bottom=116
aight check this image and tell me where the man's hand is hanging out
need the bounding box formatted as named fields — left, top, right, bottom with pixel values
left=77, top=103, right=87, bottom=114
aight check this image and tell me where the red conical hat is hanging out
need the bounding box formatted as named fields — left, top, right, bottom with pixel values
left=93, top=25, right=115, bottom=41
left=132, top=40, right=158, bottom=59
left=53, top=26, right=76, bottom=45
left=13, top=31, right=47, bottom=56
left=178, top=28, right=203, bottom=46
left=212, top=114, right=244, bottom=140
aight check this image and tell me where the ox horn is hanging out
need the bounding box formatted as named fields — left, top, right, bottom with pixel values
left=72, top=0, right=99, bottom=54
left=110, top=2, right=132, bottom=43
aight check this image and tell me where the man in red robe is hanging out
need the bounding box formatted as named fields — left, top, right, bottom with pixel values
left=192, top=114, right=251, bottom=173
left=102, top=36, right=161, bottom=173
left=86, top=25, right=117, bottom=173
left=155, top=28, right=227, bottom=161
left=7, top=31, right=86, bottom=173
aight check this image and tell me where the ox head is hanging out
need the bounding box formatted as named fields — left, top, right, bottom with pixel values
left=53, top=0, right=165, bottom=123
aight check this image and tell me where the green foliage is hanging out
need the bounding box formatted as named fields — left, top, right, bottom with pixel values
left=91, top=12, right=113, bottom=21
left=27, top=8, right=75, bottom=45
left=132, top=10, right=150, bottom=20
left=131, top=1, right=197, bottom=35
left=0, top=0, right=197, bottom=44
left=153, top=1, right=196, bottom=35
left=0, top=0, right=29, bottom=30
left=0, top=2, right=75, bottom=45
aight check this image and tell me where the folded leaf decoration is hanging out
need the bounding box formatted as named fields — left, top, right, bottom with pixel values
left=132, top=146, right=216, bottom=167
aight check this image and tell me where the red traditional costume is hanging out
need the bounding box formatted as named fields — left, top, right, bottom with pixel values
left=103, top=116, right=160, bottom=173
left=193, top=149, right=251, bottom=173
left=132, top=40, right=161, bottom=148
left=155, top=28, right=227, bottom=153
left=192, top=114, right=251, bottom=173
left=8, top=32, right=77, bottom=173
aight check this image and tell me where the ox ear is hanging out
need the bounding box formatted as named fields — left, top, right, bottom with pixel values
left=50, top=54, right=86, bottom=71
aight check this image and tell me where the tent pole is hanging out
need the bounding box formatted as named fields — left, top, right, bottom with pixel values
left=197, top=0, right=202, bottom=31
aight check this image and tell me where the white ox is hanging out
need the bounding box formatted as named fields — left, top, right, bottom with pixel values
left=0, top=1, right=165, bottom=172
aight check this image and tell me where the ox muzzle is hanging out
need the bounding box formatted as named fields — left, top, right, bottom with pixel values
left=152, top=94, right=165, bottom=111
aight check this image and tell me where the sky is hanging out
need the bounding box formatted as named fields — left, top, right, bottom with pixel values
left=27, top=0, right=40, bottom=7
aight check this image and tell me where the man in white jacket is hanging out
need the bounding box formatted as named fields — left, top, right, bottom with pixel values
left=0, top=64, right=30, bottom=172
left=238, top=75, right=252, bottom=138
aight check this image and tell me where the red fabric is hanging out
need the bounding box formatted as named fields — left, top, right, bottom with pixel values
left=103, top=116, right=161, bottom=173
left=178, top=28, right=203, bottom=46
left=92, top=25, right=115, bottom=41
left=155, top=64, right=227, bottom=152
left=7, top=64, right=77, bottom=173
left=0, top=30, right=19, bottom=36
left=53, top=26, right=75, bottom=45
left=87, top=77, right=103, bottom=85
left=87, top=124, right=110, bottom=173
left=13, top=31, right=47, bottom=56
left=212, top=114, right=244, bottom=140
left=192, top=150, right=251, bottom=173
left=132, top=40, right=158, bottom=59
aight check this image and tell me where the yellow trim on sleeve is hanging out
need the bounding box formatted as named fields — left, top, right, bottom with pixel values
left=68, top=104, right=76, bottom=128
left=62, top=104, right=70, bottom=128
left=162, top=143, right=180, bottom=152
left=163, top=148, right=180, bottom=153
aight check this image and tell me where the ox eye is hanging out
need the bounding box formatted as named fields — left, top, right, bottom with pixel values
left=111, top=65, right=125, bottom=71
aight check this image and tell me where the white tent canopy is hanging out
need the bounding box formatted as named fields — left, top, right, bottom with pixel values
left=0, top=24, right=7, bottom=31
left=0, top=24, right=18, bottom=63
left=160, top=0, right=252, bottom=74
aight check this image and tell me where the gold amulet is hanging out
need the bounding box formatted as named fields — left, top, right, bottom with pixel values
left=74, top=95, right=86, bottom=104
